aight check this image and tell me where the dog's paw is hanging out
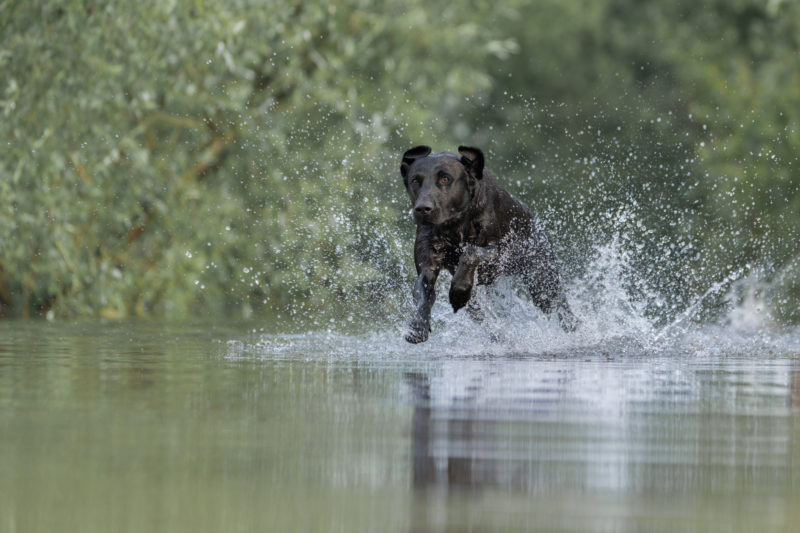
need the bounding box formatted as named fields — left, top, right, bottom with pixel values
left=558, top=307, right=581, bottom=332
left=449, top=284, right=472, bottom=313
left=404, top=322, right=430, bottom=344
left=404, top=329, right=429, bottom=344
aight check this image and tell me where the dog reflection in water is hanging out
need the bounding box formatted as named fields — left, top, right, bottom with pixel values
left=406, top=371, right=522, bottom=491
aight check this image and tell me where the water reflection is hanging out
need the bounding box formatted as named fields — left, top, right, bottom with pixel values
left=794, top=370, right=800, bottom=408
left=2, top=322, right=800, bottom=533
left=405, top=358, right=800, bottom=499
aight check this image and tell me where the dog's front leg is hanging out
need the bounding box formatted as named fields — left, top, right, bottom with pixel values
left=450, top=245, right=497, bottom=313
left=405, top=267, right=439, bottom=344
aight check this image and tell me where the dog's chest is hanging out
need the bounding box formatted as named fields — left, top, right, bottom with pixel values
left=438, top=244, right=462, bottom=270
left=430, top=222, right=484, bottom=267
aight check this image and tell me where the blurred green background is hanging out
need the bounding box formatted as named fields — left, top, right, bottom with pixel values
left=1, top=0, right=798, bottom=324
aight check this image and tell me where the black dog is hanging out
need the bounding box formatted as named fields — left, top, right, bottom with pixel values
left=401, top=145, right=577, bottom=343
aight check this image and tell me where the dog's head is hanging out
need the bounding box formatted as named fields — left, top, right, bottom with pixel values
left=400, top=145, right=484, bottom=226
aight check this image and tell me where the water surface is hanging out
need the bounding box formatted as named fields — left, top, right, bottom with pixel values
left=1, top=320, right=799, bottom=532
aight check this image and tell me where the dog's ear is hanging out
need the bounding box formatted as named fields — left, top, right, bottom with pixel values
left=458, top=146, right=484, bottom=180
left=400, top=145, right=432, bottom=180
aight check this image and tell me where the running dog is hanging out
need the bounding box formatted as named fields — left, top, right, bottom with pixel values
left=401, top=145, right=577, bottom=343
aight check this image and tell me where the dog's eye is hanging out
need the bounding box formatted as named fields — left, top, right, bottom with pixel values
left=411, top=176, right=422, bottom=187
left=439, top=174, right=452, bottom=185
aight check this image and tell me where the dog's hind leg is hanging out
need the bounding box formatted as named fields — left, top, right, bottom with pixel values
left=555, top=295, right=580, bottom=332
left=466, top=297, right=485, bottom=323
left=524, top=269, right=579, bottom=332
left=466, top=294, right=503, bottom=342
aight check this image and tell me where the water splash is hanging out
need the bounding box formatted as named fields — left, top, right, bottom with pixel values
left=652, top=266, right=745, bottom=343
left=725, top=271, right=776, bottom=331
left=229, top=221, right=800, bottom=361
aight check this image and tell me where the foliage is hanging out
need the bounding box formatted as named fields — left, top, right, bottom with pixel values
left=1, top=0, right=798, bottom=324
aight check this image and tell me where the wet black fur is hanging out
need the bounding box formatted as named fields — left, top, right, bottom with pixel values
left=401, top=145, right=577, bottom=343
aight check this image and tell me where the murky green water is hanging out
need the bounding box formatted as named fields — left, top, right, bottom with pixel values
left=1, top=320, right=799, bottom=532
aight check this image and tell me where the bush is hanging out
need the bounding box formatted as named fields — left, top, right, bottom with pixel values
left=2, top=0, right=798, bottom=324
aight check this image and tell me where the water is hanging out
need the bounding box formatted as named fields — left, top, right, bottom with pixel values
left=1, top=313, right=799, bottom=533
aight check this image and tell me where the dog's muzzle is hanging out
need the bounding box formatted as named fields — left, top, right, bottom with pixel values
left=413, top=201, right=437, bottom=225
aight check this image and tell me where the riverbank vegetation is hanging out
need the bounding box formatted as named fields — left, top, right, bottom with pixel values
left=1, top=0, right=798, bottom=324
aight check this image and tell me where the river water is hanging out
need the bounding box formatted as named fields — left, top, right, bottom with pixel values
left=1, top=316, right=799, bottom=532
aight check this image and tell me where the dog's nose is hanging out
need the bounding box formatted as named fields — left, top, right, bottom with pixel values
left=414, top=203, right=433, bottom=215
